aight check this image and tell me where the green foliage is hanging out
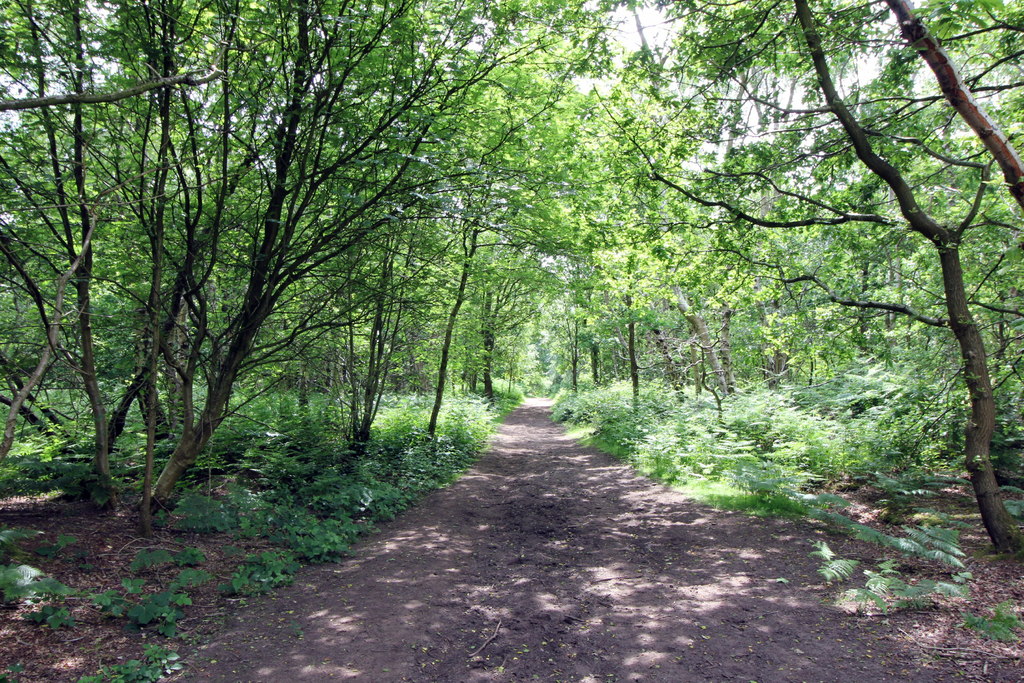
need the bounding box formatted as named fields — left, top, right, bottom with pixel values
left=0, top=563, right=71, bottom=603
left=962, top=602, right=1023, bottom=642
left=1002, top=487, right=1024, bottom=522
left=172, top=547, right=206, bottom=567
left=129, top=549, right=174, bottom=573
left=173, top=494, right=238, bottom=534
left=23, top=604, right=75, bottom=629
left=218, top=551, right=299, bottom=596
left=169, top=568, right=212, bottom=590
left=0, top=451, right=97, bottom=501
left=125, top=591, right=192, bottom=637
left=809, top=541, right=860, bottom=583
left=34, top=534, right=77, bottom=559
left=809, top=507, right=967, bottom=568
left=77, top=644, right=182, bottom=683
left=92, top=590, right=130, bottom=618
left=0, top=527, right=39, bottom=562
left=841, top=561, right=971, bottom=614
left=812, top=543, right=971, bottom=613
left=2, top=663, right=25, bottom=683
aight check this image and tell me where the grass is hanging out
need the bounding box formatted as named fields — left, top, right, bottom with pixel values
left=564, top=424, right=807, bottom=518
left=676, top=480, right=808, bottom=517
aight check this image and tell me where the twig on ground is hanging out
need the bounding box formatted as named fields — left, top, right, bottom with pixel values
left=897, top=629, right=1020, bottom=660
left=591, top=575, right=642, bottom=583
left=467, top=620, right=502, bottom=658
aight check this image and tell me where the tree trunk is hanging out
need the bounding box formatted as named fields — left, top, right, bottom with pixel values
left=625, top=294, right=639, bottom=400
left=651, top=327, right=686, bottom=390
left=794, top=0, right=1023, bottom=552
left=938, top=246, right=1023, bottom=551
left=719, top=306, right=736, bottom=392
left=673, top=286, right=730, bottom=395
left=481, top=290, right=495, bottom=402
left=429, top=231, right=477, bottom=436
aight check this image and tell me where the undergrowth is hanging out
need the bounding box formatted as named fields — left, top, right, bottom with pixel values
left=1, top=391, right=510, bottom=682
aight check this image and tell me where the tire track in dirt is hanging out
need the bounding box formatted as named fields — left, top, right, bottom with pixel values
left=179, top=398, right=954, bottom=682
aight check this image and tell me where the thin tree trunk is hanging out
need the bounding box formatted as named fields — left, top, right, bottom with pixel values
left=624, top=294, right=639, bottom=400
left=481, top=290, right=495, bottom=402
left=429, top=230, right=477, bottom=436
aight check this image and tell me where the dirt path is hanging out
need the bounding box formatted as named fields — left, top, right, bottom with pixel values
left=180, top=399, right=957, bottom=682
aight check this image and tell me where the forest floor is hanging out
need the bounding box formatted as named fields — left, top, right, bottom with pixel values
left=2, top=398, right=1023, bottom=681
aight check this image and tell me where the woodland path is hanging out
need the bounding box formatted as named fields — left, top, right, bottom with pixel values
left=179, top=399, right=957, bottom=682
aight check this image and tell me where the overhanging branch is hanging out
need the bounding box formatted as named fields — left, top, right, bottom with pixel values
left=784, top=273, right=947, bottom=327
left=0, top=68, right=222, bottom=112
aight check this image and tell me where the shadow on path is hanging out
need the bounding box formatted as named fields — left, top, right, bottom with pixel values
left=180, top=398, right=952, bottom=682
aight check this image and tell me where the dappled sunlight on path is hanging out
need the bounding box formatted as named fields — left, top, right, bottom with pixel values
left=180, top=398, right=947, bottom=682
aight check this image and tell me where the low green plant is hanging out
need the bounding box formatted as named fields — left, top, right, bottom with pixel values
left=1001, top=486, right=1024, bottom=522
left=218, top=550, right=298, bottom=596
left=808, top=507, right=966, bottom=568
left=843, top=560, right=971, bottom=613
left=962, top=601, right=1023, bottom=642
left=174, top=493, right=237, bottom=533
left=92, top=589, right=131, bottom=618
left=129, top=549, right=174, bottom=573
left=0, top=563, right=71, bottom=602
left=172, top=547, right=205, bottom=567
left=125, top=591, right=192, bottom=637
left=169, top=568, right=212, bottom=590
left=34, top=534, right=76, bottom=559
left=121, top=578, right=145, bottom=594
left=810, top=542, right=970, bottom=613
left=24, top=604, right=75, bottom=629
left=809, top=541, right=860, bottom=583
left=77, top=644, right=182, bottom=683
left=1, top=663, right=25, bottom=683
left=0, top=527, right=39, bottom=562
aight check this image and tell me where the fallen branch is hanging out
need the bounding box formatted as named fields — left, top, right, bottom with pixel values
left=591, top=575, right=642, bottom=583
left=467, top=620, right=502, bottom=658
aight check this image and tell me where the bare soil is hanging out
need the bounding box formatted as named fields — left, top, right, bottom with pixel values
left=169, top=398, right=1023, bottom=682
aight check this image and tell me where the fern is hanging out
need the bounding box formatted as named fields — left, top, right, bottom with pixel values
left=808, top=508, right=965, bottom=568
left=809, top=541, right=859, bottom=582
left=840, top=561, right=971, bottom=613
left=963, top=601, right=1023, bottom=642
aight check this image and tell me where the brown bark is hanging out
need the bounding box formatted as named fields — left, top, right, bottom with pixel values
left=650, top=328, right=686, bottom=391
left=884, top=0, right=1024, bottom=211
left=481, top=290, right=496, bottom=402
left=624, top=295, right=640, bottom=400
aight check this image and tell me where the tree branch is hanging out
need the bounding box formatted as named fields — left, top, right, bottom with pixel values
left=784, top=274, right=947, bottom=327
left=884, top=0, right=1024, bottom=212
left=0, top=67, right=222, bottom=112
